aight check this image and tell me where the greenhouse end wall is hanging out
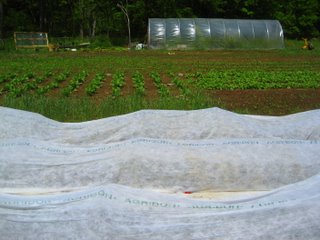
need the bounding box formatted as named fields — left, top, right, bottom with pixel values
left=148, top=18, right=284, bottom=50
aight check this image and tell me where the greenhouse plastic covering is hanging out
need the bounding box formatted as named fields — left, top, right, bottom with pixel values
left=148, top=18, right=284, bottom=49
left=0, top=107, right=319, bottom=239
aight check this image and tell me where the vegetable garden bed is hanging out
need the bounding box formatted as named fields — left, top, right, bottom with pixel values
left=0, top=49, right=319, bottom=120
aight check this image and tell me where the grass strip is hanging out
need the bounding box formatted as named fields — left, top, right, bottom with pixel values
left=1, top=93, right=217, bottom=122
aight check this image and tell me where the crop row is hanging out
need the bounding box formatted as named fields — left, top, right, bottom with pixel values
left=85, top=73, right=105, bottom=96
left=150, top=72, right=170, bottom=97
left=61, top=71, right=89, bottom=97
left=0, top=71, right=71, bottom=97
left=193, top=70, right=320, bottom=90
left=132, top=71, right=145, bottom=96
left=1, top=69, right=319, bottom=98
left=0, top=70, right=185, bottom=98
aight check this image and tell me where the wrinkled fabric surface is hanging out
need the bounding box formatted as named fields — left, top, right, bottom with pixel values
left=0, top=107, right=319, bottom=239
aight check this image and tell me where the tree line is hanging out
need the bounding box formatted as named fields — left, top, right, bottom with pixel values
left=0, top=0, right=319, bottom=43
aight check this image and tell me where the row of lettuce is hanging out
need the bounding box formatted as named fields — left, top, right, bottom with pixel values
left=0, top=70, right=191, bottom=98
left=0, top=69, right=319, bottom=98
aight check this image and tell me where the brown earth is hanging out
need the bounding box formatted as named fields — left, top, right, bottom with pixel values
left=84, top=72, right=319, bottom=115
left=64, top=50, right=320, bottom=115
left=208, top=88, right=320, bottom=115
left=49, top=75, right=320, bottom=116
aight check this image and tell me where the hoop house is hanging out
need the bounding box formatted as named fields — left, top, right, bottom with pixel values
left=148, top=18, right=284, bottom=50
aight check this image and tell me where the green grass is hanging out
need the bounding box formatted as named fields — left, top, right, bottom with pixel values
left=0, top=39, right=319, bottom=73
left=1, top=93, right=218, bottom=122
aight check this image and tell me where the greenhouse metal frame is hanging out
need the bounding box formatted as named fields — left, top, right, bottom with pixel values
left=148, top=18, right=284, bottom=50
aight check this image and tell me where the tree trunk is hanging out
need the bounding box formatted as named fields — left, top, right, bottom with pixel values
left=78, top=0, right=84, bottom=39
left=39, top=0, right=45, bottom=31
left=0, top=1, right=3, bottom=39
left=117, top=1, right=131, bottom=48
left=127, top=17, right=131, bottom=47
left=79, top=23, right=84, bottom=39
left=91, top=18, right=96, bottom=38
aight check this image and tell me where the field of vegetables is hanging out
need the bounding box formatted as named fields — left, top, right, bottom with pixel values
left=0, top=47, right=319, bottom=121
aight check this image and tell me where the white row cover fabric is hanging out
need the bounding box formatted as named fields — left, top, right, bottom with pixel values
left=1, top=138, right=319, bottom=191
left=148, top=18, right=284, bottom=49
left=0, top=107, right=319, bottom=239
left=1, top=107, right=319, bottom=144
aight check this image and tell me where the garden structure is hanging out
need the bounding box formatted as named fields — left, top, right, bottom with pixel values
left=148, top=18, right=284, bottom=50
left=14, top=32, right=49, bottom=50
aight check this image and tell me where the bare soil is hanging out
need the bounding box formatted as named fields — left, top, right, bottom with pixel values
left=208, top=88, right=320, bottom=115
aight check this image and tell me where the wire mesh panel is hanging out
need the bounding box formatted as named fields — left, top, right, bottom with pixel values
left=14, top=32, right=49, bottom=50
left=148, top=18, right=284, bottom=50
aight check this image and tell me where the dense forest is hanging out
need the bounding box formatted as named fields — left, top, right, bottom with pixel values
left=0, top=0, right=319, bottom=44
